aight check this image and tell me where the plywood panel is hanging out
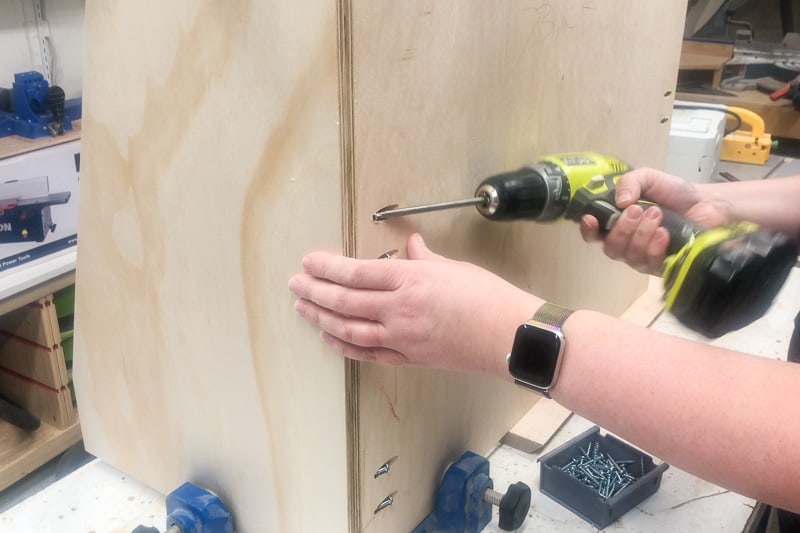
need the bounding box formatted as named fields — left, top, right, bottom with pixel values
left=348, top=2, right=685, bottom=530
left=75, top=2, right=686, bottom=533
left=73, top=2, right=348, bottom=532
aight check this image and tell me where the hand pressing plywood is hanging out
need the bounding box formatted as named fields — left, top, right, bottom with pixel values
left=74, top=1, right=686, bottom=532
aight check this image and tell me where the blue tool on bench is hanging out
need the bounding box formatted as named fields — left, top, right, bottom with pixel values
left=132, top=482, right=233, bottom=533
left=0, top=71, right=82, bottom=139
left=413, top=450, right=531, bottom=532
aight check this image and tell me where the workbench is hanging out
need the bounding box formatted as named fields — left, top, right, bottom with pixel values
left=2, top=263, right=796, bottom=533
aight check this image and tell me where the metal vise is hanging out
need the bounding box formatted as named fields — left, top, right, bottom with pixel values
left=0, top=71, right=81, bottom=139
left=413, top=451, right=531, bottom=533
left=132, top=482, right=233, bottom=533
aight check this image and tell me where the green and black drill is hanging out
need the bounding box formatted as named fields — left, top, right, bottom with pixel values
left=373, top=152, right=798, bottom=338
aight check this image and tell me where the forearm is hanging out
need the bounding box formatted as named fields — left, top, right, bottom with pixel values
left=700, top=175, right=800, bottom=237
left=549, top=310, right=800, bottom=512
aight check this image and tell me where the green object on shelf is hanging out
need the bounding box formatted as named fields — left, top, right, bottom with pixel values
left=61, top=328, right=74, bottom=366
left=53, top=285, right=75, bottom=320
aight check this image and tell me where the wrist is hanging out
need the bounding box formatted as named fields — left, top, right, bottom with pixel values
left=506, top=302, right=574, bottom=397
left=494, top=295, right=545, bottom=380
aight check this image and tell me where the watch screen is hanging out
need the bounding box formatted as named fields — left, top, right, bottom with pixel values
left=508, top=323, right=563, bottom=387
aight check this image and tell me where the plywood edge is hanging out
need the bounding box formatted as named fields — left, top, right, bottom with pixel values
left=501, top=398, right=572, bottom=453
left=503, top=276, right=663, bottom=453
left=337, top=1, right=361, bottom=532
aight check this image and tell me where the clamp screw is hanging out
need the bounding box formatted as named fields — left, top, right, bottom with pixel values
left=483, top=481, right=531, bottom=531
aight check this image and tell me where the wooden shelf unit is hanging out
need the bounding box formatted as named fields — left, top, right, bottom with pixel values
left=0, top=131, right=81, bottom=492
left=0, top=279, right=79, bottom=492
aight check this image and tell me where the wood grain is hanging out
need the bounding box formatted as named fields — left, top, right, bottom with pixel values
left=349, top=3, right=685, bottom=530
left=74, top=2, right=348, bottom=531
left=75, top=2, right=687, bottom=532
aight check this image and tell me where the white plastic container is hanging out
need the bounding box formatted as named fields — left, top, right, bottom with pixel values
left=665, top=101, right=727, bottom=183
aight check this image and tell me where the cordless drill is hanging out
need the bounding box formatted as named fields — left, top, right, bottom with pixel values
left=373, top=152, right=798, bottom=338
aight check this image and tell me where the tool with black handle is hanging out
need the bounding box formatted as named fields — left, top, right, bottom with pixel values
left=0, top=394, right=40, bottom=431
left=373, top=152, right=798, bottom=338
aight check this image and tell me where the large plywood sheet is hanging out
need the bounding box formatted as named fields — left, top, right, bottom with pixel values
left=74, top=1, right=686, bottom=532
left=73, top=2, right=348, bottom=531
left=349, top=2, right=685, bottom=530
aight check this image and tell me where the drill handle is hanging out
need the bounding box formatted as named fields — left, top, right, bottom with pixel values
left=650, top=205, right=704, bottom=255
left=569, top=188, right=703, bottom=256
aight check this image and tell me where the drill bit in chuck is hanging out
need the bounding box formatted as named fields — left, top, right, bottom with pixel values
left=373, top=196, right=488, bottom=222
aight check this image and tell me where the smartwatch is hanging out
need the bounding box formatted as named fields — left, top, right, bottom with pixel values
left=507, top=303, right=573, bottom=398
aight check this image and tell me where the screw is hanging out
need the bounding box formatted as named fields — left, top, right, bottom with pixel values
left=374, top=456, right=398, bottom=479
left=483, top=481, right=531, bottom=531
left=373, top=491, right=396, bottom=514
left=559, top=440, right=637, bottom=500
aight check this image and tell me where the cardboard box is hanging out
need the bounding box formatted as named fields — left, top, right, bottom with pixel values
left=0, top=140, right=79, bottom=274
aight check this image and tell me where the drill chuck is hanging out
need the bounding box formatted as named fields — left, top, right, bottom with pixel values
left=475, top=162, right=571, bottom=221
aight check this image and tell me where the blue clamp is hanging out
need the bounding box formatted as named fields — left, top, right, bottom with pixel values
left=166, top=482, right=233, bottom=533
left=412, top=451, right=531, bottom=533
left=0, top=71, right=82, bottom=139
left=412, top=451, right=494, bottom=533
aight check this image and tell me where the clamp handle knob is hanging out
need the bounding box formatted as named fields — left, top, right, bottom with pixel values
left=485, top=481, right=532, bottom=531
left=46, top=85, right=66, bottom=136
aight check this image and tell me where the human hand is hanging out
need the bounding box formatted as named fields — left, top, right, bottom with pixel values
left=579, top=168, right=732, bottom=274
left=288, top=233, right=543, bottom=379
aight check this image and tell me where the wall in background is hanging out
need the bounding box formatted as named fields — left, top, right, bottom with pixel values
left=0, top=0, right=85, bottom=98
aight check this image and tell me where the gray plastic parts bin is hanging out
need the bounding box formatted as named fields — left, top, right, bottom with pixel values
left=538, top=425, right=669, bottom=529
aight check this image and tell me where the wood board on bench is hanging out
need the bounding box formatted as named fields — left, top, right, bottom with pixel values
left=74, top=2, right=686, bottom=531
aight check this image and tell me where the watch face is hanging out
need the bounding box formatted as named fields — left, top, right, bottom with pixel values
left=508, top=323, right=563, bottom=388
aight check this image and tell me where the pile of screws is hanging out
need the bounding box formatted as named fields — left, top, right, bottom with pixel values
left=559, top=441, right=639, bottom=500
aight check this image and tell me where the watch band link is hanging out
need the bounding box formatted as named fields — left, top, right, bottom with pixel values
left=532, top=302, right=573, bottom=328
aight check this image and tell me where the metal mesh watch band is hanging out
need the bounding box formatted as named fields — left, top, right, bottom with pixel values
left=532, top=302, right=574, bottom=327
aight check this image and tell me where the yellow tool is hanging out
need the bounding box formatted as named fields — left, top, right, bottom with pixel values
left=720, top=106, right=773, bottom=165
left=374, top=152, right=797, bottom=337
